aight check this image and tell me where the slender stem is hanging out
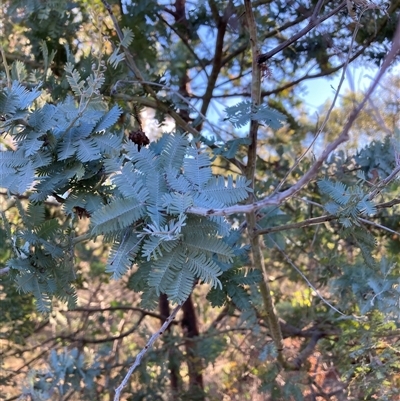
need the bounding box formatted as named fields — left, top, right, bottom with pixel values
left=198, top=1, right=232, bottom=126
left=187, top=14, right=400, bottom=218
left=272, top=17, right=363, bottom=195
left=113, top=304, right=182, bottom=401
left=244, top=0, right=285, bottom=366
left=0, top=45, right=11, bottom=88
left=257, top=1, right=346, bottom=64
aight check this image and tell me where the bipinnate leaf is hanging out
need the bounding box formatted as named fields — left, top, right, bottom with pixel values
left=91, top=197, right=147, bottom=235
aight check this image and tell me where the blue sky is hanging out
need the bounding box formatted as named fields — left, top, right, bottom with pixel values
left=300, top=64, right=374, bottom=114
left=300, top=62, right=400, bottom=115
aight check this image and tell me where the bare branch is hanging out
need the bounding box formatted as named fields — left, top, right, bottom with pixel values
left=188, top=129, right=348, bottom=216
left=272, top=238, right=349, bottom=318
left=358, top=217, right=400, bottom=237
left=257, top=2, right=346, bottom=64
left=255, top=195, right=400, bottom=236
left=198, top=1, right=233, bottom=124
left=369, top=166, right=400, bottom=200
left=272, top=16, right=363, bottom=195
left=0, top=266, right=10, bottom=275
left=113, top=304, right=182, bottom=401
left=292, top=331, right=324, bottom=370
left=101, top=0, right=156, bottom=97
left=187, top=16, right=400, bottom=218
left=256, top=215, right=337, bottom=236
left=71, top=306, right=173, bottom=322
left=110, top=93, right=200, bottom=137
left=367, top=98, right=393, bottom=135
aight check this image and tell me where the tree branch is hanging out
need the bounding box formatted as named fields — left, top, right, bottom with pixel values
left=198, top=1, right=233, bottom=123
left=113, top=303, right=182, bottom=401
left=244, top=0, right=285, bottom=367
left=59, top=316, right=145, bottom=345
left=187, top=15, right=400, bottom=217
left=0, top=266, right=10, bottom=275
left=71, top=306, right=173, bottom=322
left=292, top=331, right=324, bottom=370
left=257, top=1, right=346, bottom=64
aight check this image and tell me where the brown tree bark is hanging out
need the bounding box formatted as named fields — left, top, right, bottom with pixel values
left=181, top=296, right=204, bottom=398
left=159, top=294, right=181, bottom=396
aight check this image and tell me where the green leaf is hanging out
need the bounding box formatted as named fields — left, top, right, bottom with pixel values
left=318, top=179, right=351, bottom=205
left=75, top=138, right=101, bottom=162
left=106, top=231, right=142, bottom=279
left=148, top=248, right=185, bottom=292
left=120, top=27, right=134, bottom=48
left=183, top=146, right=212, bottom=188
left=225, top=101, right=286, bottom=129
left=93, top=105, right=122, bottom=133
left=165, top=268, right=195, bottom=304
left=187, top=253, right=222, bottom=289
left=91, top=197, right=147, bottom=235
left=184, top=235, right=234, bottom=263
left=162, top=192, right=193, bottom=215
left=200, top=175, right=251, bottom=206
left=252, top=105, right=286, bottom=129
left=357, top=195, right=377, bottom=216
left=159, top=133, right=188, bottom=169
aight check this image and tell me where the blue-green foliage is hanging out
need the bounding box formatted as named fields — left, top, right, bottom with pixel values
left=318, top=145, right=399, bottom=317
left=0, top=62, right=126, bottom=312
left=4, top=203, right=77, bottom=313
left=92, top=133, right=253, bottom=306
left=224, top=101, right=286, bottom=129
left=355, top=136, right=396, bottom=178
left=0, top=62, right=253, bottom=310
left=318, top=178, right=376, bottom=227
left=202, top=136, right=251, bottom=159
left=20, top=348, right=102, bottom=399
left=333, top=257, right=400, bottom=317
left=207, top=268, right=262, bottom=311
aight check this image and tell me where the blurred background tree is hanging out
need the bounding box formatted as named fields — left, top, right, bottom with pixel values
left=1, top=0, right=400, bottom=400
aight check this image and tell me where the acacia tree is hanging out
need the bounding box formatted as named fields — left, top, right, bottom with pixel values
left=1, top=0, right=400, bottom=400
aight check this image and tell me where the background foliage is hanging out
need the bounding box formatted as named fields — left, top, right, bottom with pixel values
left=1, top=0, right=400, bottom=400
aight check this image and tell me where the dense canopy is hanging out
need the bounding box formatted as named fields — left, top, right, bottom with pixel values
left=1, top=0, right=400, bottom=400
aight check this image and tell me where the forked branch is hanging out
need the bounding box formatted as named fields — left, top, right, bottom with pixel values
left=187, top=16, right=400, bottom=218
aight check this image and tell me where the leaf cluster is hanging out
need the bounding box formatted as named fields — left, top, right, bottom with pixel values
left=95, top=133, right=253, bottom=306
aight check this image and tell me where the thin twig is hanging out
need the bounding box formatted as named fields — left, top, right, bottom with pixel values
left=367, top=98, right=393, bottom=135
left=311, top=0, right=326, bottom=22
left=272, top=18, right=363, bottom=195
left=102, top=0, right=203, bottom=139
left=101, top=0, right=156, bottom=97
left=111, top=93, right=200, bottom=136
left=113, top=303, right=182, bottom=401
left=256, top=195, right=400, bottom=236
left=0, top=45, right=11, bottom=88
left=271, top=238, right=349, bottom=317
left=256, top=215, right=337, bottom=236
left=111, top=93, right=245, bottom=172
left=368, top=166, right=400, bottom=200
left=157, top=12, right=209, bottom=77
left=198, top=1, right=232, bottom=125
left=358, top=217, right=400, bottom=237
left=71, top=306, right=171, bottom=322
left=111, top=79, right=219, bottom=136
left=187, top=16, right=400, bottom=217
left=257, top=2, right=346, bottom=64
